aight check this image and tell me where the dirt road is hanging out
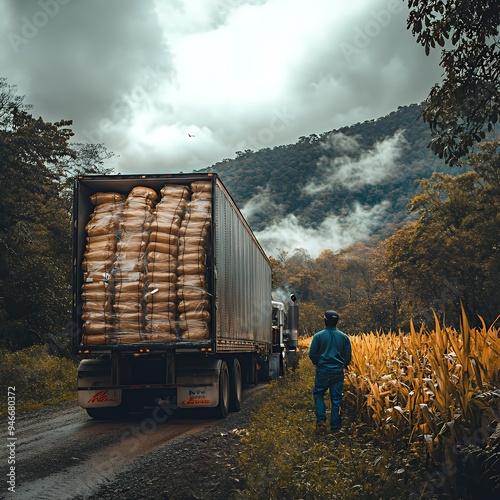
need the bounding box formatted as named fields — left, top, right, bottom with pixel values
left=9, top=386, right=265, bottom=500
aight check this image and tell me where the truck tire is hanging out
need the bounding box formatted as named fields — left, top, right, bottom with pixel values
left=229, top=358, right=242, bottom=412
left=213, top=360, right=230, bottom=418
left=86, top=406, right=127, bottom=420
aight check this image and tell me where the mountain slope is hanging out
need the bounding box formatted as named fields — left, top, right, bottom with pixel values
left=203, top=103, right=452, bottom=256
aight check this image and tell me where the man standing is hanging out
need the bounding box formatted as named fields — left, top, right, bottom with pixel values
left=308, top=311, right=352, bottom=434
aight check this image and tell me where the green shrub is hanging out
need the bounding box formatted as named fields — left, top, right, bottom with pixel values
left=0, top=345, right=77, bottom=414
left=235, top=358, right=423, bottom=499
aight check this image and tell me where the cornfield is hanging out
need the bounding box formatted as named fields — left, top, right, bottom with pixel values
left=344, top=308, right=500, bottom=494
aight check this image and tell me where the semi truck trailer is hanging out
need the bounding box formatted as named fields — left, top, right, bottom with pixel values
left=72, top=172, right=298, bottom=419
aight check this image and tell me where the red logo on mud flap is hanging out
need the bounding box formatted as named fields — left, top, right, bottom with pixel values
left=87, top=390, right=117, bottom=404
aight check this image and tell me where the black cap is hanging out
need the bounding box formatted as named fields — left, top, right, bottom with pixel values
left=324, top=310, right=339, bottom=326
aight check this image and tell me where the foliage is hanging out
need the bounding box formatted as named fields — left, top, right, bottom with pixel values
left=0, top=345, right=76, bottom=414
left=0, top=77, right=114, bottom=350
left=344, top=310, right=500, bottom=497
left=406, top=0, right=500, bottom=165
left=209, top=103, right=446, bottom=235
left=236, top=311, right=500, bottom=499
left=236, top=358, right=425, bottom=499
left=384, top=140, right=500, bottom=327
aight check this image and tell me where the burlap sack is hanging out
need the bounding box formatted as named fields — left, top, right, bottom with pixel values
left=178, top=299, right=210, bottom=313
left=90, top=192, right=125, bottom=205
left=145, top=315, right=176, bottom=328
left=85, top=218, right=120, bottom=236
left=177, top=262, right=206, bottom=275
left=146, top=271, right=177, bottom=283
left=147, top=282, right=177, bottom=294
left=179, top=310, right=210, bottom=322
left=147, top=260, right=177, bottom=273
left=113, top=259, right=146, bottom=273
left=149, top=219, right=180, bottom=234
left=117, top=236, right=148, bottom=253
left=113, top=280, right=144, bottom=293
left=178, top=251, right=206, bottom=265
left=179, top=223, right=210, bottom=239
left=155, top=211, right=182, bottom=227
left=128, top=186, right=158, bottom=201
left=176, top=275, right=207, bottom=289
left=81, top=311, right=113, bottom=322
left=181, top=328, right=210, bottom=340
left=86, top=239, right=116, bottom=252
left=82, top=333, right=111, bottom=345
left=177, top=288, right=209, bottom=301
left=113, top=300, right=143, bottom=313
left=160, top=184, right=191, bottom=199
left=111, top=333, right=143, bottom=343
left=83, top=300, right=112, bottom=313
left=149, top=231, right=179, bottom=246
left=147, top=241, right=178, bottom=256
left=82, top=259, right=115, bottom=272
left=82, top=321, right=113, bottom=335
left=86, top=233, right=117, bottom=245
left=142, top=332, right=178, bottom=342
left=190, top=181, right=211, bottom=195
left=114, top=311, right=143, bottom=323
left=188, top=199, right=212, bottom=213
left=146, top=302, right=176, bottom=312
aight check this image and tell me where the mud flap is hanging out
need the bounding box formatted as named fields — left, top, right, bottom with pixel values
left=77, top=359, right=122, bottom=408
left=176, top=357, right=222, bottom=408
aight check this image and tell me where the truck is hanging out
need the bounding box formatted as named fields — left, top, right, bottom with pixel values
left=73, top=172, right=298, bottom=419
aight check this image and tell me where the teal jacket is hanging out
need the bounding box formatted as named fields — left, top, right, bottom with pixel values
left=308, top=327, right=352, bottom=370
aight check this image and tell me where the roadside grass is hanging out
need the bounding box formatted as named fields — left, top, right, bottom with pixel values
left=234, top=359, right=424, bottom=499
left=0, top=345, right=77, bottom=415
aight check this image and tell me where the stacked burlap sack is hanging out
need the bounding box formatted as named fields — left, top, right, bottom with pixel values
left=81, top=182, right=213, bottom=345
left=112, top=186, right=158, bottom=342
left=177, top=181, right=212, bottom=340
left=81, top=192, right=124, bottom=344
left=145, top=185, right=190, bottom=342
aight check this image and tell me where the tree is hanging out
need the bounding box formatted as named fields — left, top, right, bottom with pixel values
left=384, top=140, right=500, bottom=327
left=406, top=0, right=500, bottom=165
left=0, top=78, right=115, bottom=350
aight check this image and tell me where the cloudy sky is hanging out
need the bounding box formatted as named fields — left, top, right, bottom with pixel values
left=1, top=0, right=444, bottom=257
left=2, top=0, right=442, bottom=175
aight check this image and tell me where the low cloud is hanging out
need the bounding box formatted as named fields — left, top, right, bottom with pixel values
left=253, top=200, right=390, bottom=258
left=304, top=130, right=407, bottom=194
left=240, top=184, right=284, bottom=224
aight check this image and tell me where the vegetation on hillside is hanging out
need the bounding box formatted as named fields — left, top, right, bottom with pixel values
left=271, top=139, right=500, bottom=331
left=209, top=103, right=451, bottom=238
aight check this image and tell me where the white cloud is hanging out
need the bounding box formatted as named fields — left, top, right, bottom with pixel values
left=304, top=130, right=406, bottom=194
left=254, top=201, right=390, bottom=258
left=240, top=184, right=284, bottom=223
left=1, top=0, right=442, bottom=174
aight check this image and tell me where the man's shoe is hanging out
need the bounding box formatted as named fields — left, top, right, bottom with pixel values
left=315, top=421, right=326, bottom=434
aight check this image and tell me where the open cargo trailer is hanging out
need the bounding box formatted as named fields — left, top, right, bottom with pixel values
left=73, top=172, right=292, bottom=419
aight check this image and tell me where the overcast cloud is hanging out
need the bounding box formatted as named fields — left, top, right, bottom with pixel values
left=304, top=130, right=407, bottom=194
left=1, top=0, right=443, bottom=257
left=1, top=0, right=441, bottom=174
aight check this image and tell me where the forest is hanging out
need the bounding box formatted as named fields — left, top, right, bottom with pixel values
left=0, top=75, right=499, bottom=353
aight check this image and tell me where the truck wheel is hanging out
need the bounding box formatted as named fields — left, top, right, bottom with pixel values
left=214, top=360, right=230, bottom=418
left=229, top=358, right=242, bottom=412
